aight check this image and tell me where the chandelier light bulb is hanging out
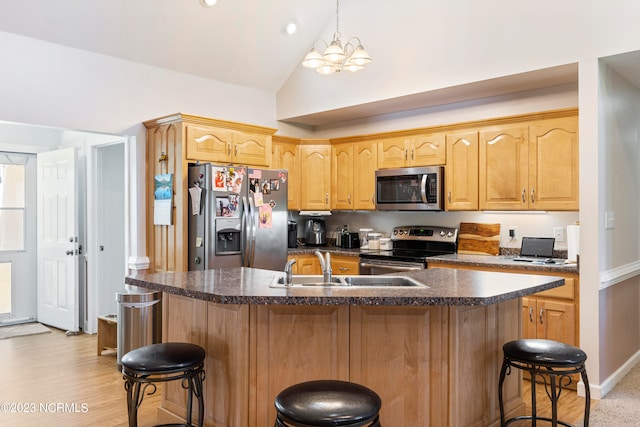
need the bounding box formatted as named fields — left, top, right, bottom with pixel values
left=301, top=0, right=372, bottom=75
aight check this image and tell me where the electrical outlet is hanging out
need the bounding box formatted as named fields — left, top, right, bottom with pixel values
left=508, top=226, right=516, bottom=239
left=553, top=226, right=565, bottom=242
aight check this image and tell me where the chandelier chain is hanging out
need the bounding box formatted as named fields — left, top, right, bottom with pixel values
left=335, top=0, right=341, bottom=38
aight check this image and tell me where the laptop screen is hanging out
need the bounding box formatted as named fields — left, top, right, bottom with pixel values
left=519, top=237, right=555, bottom=258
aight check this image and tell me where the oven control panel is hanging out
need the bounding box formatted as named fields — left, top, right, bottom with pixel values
left=391, top=226, right=458, bottom=242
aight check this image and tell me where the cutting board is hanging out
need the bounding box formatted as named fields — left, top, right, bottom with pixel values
left=457, top=222, right=501, bottom=256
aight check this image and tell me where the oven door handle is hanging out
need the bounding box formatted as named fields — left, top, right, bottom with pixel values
left=359, top=262, right=424, bottom=271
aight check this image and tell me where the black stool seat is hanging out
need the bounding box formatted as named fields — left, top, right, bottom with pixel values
left=503, top=339, right=587, bottom=366
left=122, top=343, right=206, bottom=427
left=498, top=339, right=590, bottom=427
left=274, top=380, right=382, bottom=427
left=121, top=342, right=205, bottom=374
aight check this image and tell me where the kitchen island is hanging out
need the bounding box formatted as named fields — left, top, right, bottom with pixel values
left=125, top=267, right=565, bottom=427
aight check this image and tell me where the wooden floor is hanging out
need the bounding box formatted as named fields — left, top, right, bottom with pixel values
left=0, top=326, right=162, bottom=427
left=0, top=325, right=593, bottom=427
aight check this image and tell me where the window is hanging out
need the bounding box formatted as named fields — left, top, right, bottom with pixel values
left=0, top=154, right=27, bottom=251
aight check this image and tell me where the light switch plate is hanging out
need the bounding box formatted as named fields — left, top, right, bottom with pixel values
left=553, top=227, right=565, bottom=242
left=605, top=211, right=615, bottom=230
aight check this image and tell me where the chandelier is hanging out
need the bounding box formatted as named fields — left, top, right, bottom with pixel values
left=302, top=0, right=372, bottom=75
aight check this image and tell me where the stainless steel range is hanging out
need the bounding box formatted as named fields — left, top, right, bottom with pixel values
left=359, top=225, right=458, bottom=274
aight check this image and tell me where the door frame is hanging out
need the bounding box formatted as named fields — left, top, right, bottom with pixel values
left=84, top=135, right=130, bottom=334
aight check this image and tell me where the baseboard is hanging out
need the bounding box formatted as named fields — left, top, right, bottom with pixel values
left=581, top=350, right=640, bottom=399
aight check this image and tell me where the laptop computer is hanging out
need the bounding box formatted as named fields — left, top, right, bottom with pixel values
left=513, top=237, right=555, bottom=262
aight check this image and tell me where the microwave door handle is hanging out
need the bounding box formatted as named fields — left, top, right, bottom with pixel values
left=420, top=174, right=429, bottom=203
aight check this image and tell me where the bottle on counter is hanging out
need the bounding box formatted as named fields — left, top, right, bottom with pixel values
left=367, top=232, right=382, bottom=250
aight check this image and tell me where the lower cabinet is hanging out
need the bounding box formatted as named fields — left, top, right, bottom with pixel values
left=162, top=293, right=524, bottom=427
left=287, top=253, right=359, bottom=276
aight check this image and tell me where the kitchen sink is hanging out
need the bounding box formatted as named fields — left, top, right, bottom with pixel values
left=269, top=275, right=427, bottom=288
left=341, top=275, right=426, bottom=287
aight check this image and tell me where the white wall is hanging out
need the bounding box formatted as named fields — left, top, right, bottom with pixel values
left=278, top=0, right=640, bottom=122
left=0, top=31, right=279, bottom=266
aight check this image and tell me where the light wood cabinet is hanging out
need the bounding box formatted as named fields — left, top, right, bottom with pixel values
left=528, top=117, right=579, bottom=210
left=144, top=113, right=276, bottom=273
left=331, top=254, right=359, bottom=275
left=478, top=116, right=578, bottom=211
left=378, top=132, right=446, bottom=169
left=331, top=141, right=377, bottom=210
left=332, top=143, right=354, bottom=209
left=272, top=136, right=300, bottom=210
left=479, top=124, right=530, bottom=210
left=185, top=124, right=272, bottom=167
left=287, top=254, right=320, bottom=275
left=299, top=141, right=331, bottom=210
left=445, top=131, right=479, bottom=210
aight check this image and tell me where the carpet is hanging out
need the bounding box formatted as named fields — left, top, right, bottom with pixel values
left=576, top=362, right=640, bottom=426
left=0, top=322, right=51, bottom=340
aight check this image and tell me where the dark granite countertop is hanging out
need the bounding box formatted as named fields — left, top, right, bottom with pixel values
left=288, top=247, right=579, bottom=275
left=124, top=267, right=565, bottom=307
left=426, top=253, right=579, bottom=274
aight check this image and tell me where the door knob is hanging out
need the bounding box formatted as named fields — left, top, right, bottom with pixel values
left=66, top=250, right=74, bottom=256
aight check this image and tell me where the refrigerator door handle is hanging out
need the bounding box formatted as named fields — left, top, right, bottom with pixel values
left=248, top=196, right=257, bottom=267
left=241, top=196, right=251, bottom=267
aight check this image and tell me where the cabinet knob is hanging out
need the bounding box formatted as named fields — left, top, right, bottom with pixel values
left=529, top=306, right=533, bottom=323
left=448, top=191, right=451, bottom=203
left=539, top=308, right=544, bottom=324
left=348, top=194, right=351, bottom=204
left=531, top=188, right=535, bottom=204
left=521, top=188, right=526, bottom=203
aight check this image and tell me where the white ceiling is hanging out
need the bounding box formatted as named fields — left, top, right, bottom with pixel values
left=0, top=0, right=336, bottom=93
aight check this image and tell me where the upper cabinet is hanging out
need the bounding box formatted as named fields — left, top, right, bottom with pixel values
left=272, top=136, right=300, bottom=211
left=185, top=120, right=273, bottom=167
left=528, top=117, right=579, bottom=210
left=331, top=140, right=378, bottom=210
left=299, top=141, right=331, bottom=210
left=445, top=131, right=479, bottom=211
left=478, top=115, right=578, bottom=211
left=378, top=132, right=446, bottom=169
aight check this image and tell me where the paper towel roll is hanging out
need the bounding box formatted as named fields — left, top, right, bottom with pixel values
left=566, top=224, right=580, bottom=263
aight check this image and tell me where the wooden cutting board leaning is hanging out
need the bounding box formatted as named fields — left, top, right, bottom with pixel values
left=457, top=222, right=501, bottom=256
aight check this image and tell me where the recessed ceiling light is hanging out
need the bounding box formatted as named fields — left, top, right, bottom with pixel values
left=200, top=0, right=217, bottom=7
left=282, top=20, right=298, bottom=36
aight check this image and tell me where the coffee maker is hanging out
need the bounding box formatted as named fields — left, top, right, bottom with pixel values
left=288, top=221, right=298, bottom=248
left=304, top=218, right=327, bottom=246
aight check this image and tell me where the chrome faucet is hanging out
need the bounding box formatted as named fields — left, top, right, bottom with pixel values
left=315, top=251, right=332, bottom=283
left=284, top=259, right=297, bottom=286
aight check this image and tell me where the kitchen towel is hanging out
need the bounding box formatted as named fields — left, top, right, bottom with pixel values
left=567, top=224, right=580, bottom=263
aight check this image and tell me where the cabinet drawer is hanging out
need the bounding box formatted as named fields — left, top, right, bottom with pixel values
left=534, top=277, right=574, bottom=300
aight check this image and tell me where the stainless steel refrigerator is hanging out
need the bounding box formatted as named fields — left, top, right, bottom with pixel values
left=187, top=163, right=288, bottom=271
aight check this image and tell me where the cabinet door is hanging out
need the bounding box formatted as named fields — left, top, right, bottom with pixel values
left=232, top=132, right=271, bottom=167
left=185, top=124, right=232, bottom=162
left=410, top=132, right=446, bottom=166
left=299, top=144, right=331, bottom=210
left=353, top=141, right=378, bottom=210
left=529, top=117, right=579, bottom=210
left=273, top=141, right=300, bottom=210
left=378, top=137, right=409, bottom=169
left=292, top=254, right=321, bottom=275
left=332, top=144, right=354, bottom=210
left=445, top=131, right=478, bottom=210
left=479, top=125, right=529, bottom=210
left=537, top=299, right=576, bottom=345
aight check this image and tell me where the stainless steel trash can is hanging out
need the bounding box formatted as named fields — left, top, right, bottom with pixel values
left=116, top=288, right=162, bottom=367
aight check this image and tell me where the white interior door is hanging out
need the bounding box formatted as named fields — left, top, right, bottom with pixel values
left=36, top=147, right=79, bottom=332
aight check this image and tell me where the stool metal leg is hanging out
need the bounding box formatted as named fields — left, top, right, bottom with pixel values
left=498, top=357, right=509, bottom=426
left=581, top=367, right=590, bottom=427
left=530, top=371, right=537, bottom=427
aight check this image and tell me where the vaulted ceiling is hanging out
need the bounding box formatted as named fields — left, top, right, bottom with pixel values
left=0, top=0, right=336, bottom=93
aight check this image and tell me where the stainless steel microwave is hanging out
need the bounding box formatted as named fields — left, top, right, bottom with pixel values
left=375, top=166, right=444, bottom=211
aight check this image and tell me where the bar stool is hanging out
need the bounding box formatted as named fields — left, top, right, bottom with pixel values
left=274, top=379, right=382, bottom=427
left=121, top=342, right=206, bottom=427
left=498, top=339, right=590, bottom=427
